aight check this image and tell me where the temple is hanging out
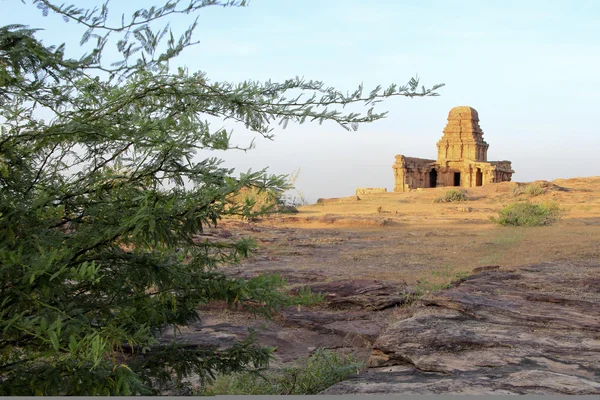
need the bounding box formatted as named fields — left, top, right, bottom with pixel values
left=393, top=106, right=514, bottom=192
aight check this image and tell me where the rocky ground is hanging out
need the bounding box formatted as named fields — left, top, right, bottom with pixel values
left=162, top=177, right=600, bottom=394
left=324, top=261, right=600, bottom=395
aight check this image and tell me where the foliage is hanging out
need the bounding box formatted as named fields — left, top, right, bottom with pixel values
left=228, top=168, right=307, bottom=215
left=0, top=0, right=442, bottom=395
left=511, top=183, right=546, bottom=197
left=198, top=349, right=363, bottom=395
left=434, top=189, right=468, bottom=203
left=229, top=186, right=283, bottom=216
left=491, top=201, right=561, bottom=226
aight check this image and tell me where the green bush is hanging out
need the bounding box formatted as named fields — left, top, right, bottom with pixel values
left=198, top=349, right=362, bottom=395
left=434, top=189, right=468, bottom=203
left=491, top=201, right=560, bottom=226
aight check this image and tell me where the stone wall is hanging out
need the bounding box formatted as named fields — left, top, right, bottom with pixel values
left=356, top=188, right=387, bottom=196
left=392, top=156, right=436, bottom=192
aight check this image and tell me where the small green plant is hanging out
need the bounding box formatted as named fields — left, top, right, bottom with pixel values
left=491, top=201, right=560, bottom=226
left=295, top=286, right=326, bottom=306
left=434, top=189, right=468, bottom=203
left=524, top=184, right=546, bottom=196
left=198, top=349, right=362, bottom=395
left=511, top=183, right=546, bottom=197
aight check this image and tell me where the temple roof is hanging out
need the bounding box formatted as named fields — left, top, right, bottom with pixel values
left=448, top=106, right=479, bottom=121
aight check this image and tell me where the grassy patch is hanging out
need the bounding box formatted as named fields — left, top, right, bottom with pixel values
left=511, top=183, right=546, bottom=197
left=478, top=230, right=525, bottom=265
left=491, top=201, right=560, bottom=226
left=197, top=349, right=362, bottom=395
left=409, top=265, right=470, bottom=298
left=434, top=189, right=468, bottom=203
left=492, top=230, right=525, bottom=246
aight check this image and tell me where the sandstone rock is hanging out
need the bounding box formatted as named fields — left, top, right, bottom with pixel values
left=323, top=262, right=600, bottom=395
left=471, top=265, right=500, bottom=273
left=316, top=196, right=360, bottom=205
left=279, top=309, right=389, bottom=346
left=356, top=188, right=387, bottom=196
left=293, top=279, right=410, bottom=310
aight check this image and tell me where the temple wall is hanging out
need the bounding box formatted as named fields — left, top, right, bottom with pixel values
left=393, top=155, right=436, bottom=192
left=356, top=188, right=387, bottom=195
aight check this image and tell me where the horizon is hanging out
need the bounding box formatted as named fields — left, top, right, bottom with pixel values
left=3, top=0, right=599, bottom=202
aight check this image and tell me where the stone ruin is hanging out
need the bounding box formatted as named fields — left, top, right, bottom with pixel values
left=356, top=188, right=387, bottom=196
left=393, top=106, right=514, bottom=192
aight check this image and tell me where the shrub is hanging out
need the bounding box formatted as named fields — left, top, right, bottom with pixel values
left=434, top=189, right=468, bottom=203
left=511, top=185, right=524, bottom=196
left=491, top=201, right=560, bottom=226
left=198, top=349, right=362, bottom=395
left=524, top=184, right=546, bottom=197
left=511, top=183, right=546, bottom=197
left=229, top=186, right=282, bottom=216
left=229, top=169, right=306, bottom=215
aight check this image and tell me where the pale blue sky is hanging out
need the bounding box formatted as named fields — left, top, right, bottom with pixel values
left=3, top=0, right=600, bottom=201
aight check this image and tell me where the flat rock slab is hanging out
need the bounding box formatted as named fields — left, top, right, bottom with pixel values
left=293, top=279, right=410, bottom=310
left=323, top=262, right=600, bottom=395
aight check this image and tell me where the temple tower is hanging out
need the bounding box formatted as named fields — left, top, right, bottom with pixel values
left=436, top=106, right=489, bottom=164
left=393, top=106, right=514, bottom=192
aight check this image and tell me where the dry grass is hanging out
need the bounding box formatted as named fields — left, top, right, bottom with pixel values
left=216, top=177, right=600, bottom=286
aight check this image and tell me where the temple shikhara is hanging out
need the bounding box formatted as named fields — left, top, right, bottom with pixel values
left=393, top=106, right=514, bottom=192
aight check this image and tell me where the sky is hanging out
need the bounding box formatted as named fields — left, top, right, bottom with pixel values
left=3, top=0, right=600, bottom=202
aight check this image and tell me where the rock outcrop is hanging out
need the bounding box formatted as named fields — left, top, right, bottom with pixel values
left=323, top=261, right=600, bottom=395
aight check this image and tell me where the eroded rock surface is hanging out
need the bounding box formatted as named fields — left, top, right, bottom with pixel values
left=293, top=279, right=410, bottom=310
left=159, top=279, right=405, bottom=367
left=323, top=261, right=600, bottom=395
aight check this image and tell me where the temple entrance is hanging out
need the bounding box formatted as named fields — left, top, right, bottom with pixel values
left=454, top=172, right=461, bottom=186
left=476, top=168, right=483, bottom=186
left=429, top=170, right=437, bottom=188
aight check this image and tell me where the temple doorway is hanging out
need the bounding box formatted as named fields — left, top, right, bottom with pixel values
left=429, top=170, right=437, bottom=188
left=476, top=168, right=483, bottom=186
left=454, top=172, right=461, bottom=186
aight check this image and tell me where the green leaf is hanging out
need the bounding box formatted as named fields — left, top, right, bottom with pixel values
left=49, top=331, right=59, bottom=351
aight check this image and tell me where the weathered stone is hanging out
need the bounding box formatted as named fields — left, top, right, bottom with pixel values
left=278, top=309, right=388, bottom=345
left=322, top=261, right=600, bottom=395
left=277, top=204, right=299, bottom=214
left=471, top=265, right=500, bottom=273
left=356, top=187, right=387, bottom=196
left=316, top=196, right=360, bottom=205
left=393, top=106, right=514, bottom=192
left=293, top=279, right=410, bottom=310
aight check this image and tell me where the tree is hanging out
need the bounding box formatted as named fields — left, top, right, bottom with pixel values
left=0, top=0, right=444, bottom=395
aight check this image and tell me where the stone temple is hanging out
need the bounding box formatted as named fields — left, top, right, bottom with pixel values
left=393, top=106, right=514, bottom=192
